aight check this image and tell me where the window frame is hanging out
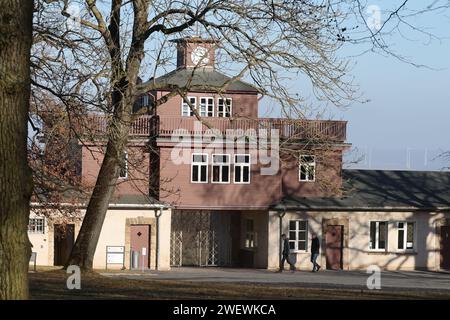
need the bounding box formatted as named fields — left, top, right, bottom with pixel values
left=396, top=221, right=416, bottom=251
left=181, top=96, right=197, bottom=117
left=28, top=217, right=45, bottom=234
left=369, top=221, right=388, bottom=251
left=191, top=153, right=209, bottom=184
left=199, top=97, right=214, bottom=117
left=140, top=94, right=150, bottom=107
left=119, top=151, right=128, bottom=179
left=299, top=155, right=316, bottom=182
left=244, top=219, right=258, bottom=249
left=211, top=154, right=231, bottom=184
left=234, top=154, right=251, bottom=184
left=288, top=220, right=309, bottom=252
left=217, top=97, right=232, bottom=117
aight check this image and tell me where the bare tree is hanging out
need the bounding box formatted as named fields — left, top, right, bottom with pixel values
left=28, top=96, right=86, bottom=225
left=31, top=0, right=450, bottom=270
left=0, top=0, right=34, bottom=300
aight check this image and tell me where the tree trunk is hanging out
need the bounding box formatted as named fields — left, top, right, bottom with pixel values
left=65, top=95, right=134, bottom=270
left=0, top=0, right=34, bottom=300
left=65, top=0, right=146, bottom=270
left=65, top=138, right=124, bottom=270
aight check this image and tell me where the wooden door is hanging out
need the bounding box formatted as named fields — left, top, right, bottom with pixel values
left=325, top=225, right=343, bottom=270
left=440, top=226, right=450, bottom=270
left=130, top=224, right=151, bottom=269
left=54, top=224, right=75, bottom=266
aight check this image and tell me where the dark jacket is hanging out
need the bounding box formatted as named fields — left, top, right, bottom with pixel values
left=282, top=238, right=290, bottom=255
left=311, top=237, right=320, bottom=254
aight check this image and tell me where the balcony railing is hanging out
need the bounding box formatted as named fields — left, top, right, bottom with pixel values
left=84, top=114, right=153, bottom=136
left=85, top=115, right=347, bottom=142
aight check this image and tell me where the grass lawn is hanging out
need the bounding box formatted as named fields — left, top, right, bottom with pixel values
left=29, top=269, right=450, bottom=300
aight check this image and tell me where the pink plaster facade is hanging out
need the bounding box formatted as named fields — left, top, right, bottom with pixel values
left=81, top=143, right=151, bottom=198
left=153, top=90, right=258, bottom=118
left=79, top=37, right=347, bottom=209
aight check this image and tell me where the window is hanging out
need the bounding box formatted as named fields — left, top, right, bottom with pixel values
left=369, top=221, right=387, bottom=250
left=140, top=94, right=150, bottom=107
left=211, top=154, right=230, bottom=183
left=191, top=153, right=208, bottom=183
left=244, top=219, right=257, bottom=248
left=299, top=155, right=315, bottom=182
left=217, top=98, right=232, bottom=117
left=234, top=154, right=251, bottom=184
left=28, top=218, right=45, bottom=234
left=119, top=152, right=128, bottom=178
left=182, top=96, right=196, bottom=116
left=289, top=220, right=308, bottom=251
left=199, top=97, right=214, bottom=117
left=397, top=222, right=415, bottom=250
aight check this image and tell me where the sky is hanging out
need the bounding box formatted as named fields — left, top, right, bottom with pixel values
left=36, top=1, right=450, bottom=171
left=262, top=1, right=450, bottom=171
left=78, top=1, right=450, bottom=173
left=339, top=42, right=450, bottom=171
left=339, top=2, right=450, bottom=171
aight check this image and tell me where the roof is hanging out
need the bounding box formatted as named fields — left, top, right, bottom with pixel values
left=32, top=193, right=170, bottom=209
left=109, top=194, right=166, bottom=206
left=272, top=169, right=450, bottom=211
left=148, top=68, right=258, bottom=93
left=169, top=36, right=216, bottom=44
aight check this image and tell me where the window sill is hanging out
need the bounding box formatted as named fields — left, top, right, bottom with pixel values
left=394, top=250, right=417, bottom=255
left=366, top=250, right=388, bottom=255
left=365, top=251, right=418, bottom=255
left=290, top=250, right=308, bottom=254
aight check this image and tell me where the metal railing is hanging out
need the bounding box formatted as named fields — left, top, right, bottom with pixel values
left=84, top=115, right=347, bottom=142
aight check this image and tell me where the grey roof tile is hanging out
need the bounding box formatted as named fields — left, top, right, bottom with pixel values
left=148, top=68, right=258, bottom=93
left=272, top=169, right=450, bottom=211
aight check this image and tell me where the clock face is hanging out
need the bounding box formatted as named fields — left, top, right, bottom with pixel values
left=191, top=46, right=210, bottom=66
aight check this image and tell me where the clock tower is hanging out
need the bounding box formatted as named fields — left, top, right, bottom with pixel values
left=172, top=37, right=216, bottom=69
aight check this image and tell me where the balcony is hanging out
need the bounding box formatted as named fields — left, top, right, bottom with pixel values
left=85, top=115, right=347, bottom=142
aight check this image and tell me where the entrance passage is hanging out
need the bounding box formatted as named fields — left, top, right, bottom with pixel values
left=130, top=224, right=151, bottom=269
left=325, top=225, right=343, bottom=270
left=170, top=210, right=235, bottom=267
left=441, top=226, right=450, bottom=270
left=54, top=224, right=75, bottom=266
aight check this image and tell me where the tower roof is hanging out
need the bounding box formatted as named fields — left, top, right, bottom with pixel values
left=147, top=68, right=258, bottom=93
left=169, top=36, right=217, bottom=44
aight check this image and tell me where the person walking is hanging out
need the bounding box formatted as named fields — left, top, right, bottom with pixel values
left=310, top=233, right=321, bottom=272
left=280, top=234, right=296, bottom=272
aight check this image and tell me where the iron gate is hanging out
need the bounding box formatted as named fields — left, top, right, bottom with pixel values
left=170, top=231, right=183, bottom=267
left=196, top=230, right=219, bottom=266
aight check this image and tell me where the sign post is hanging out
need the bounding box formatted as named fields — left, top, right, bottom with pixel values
left=141, top=247, right=147, bottom=272
left=106, top=246, right=125, bottom=270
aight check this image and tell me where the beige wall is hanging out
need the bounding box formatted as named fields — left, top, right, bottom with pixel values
left=28, top=212, right=82, bottom=266
left=29, top=208, right=172, bottom=270
left=267, top=210, right=450, bottom=271
left=30, top=208, right=449, bottom=271
left=91, top=208, right=171, bottom=270
left=28, top=213, right=51, bottom=266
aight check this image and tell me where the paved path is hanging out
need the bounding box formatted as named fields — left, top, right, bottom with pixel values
left=101, top=267, right=450, bottom=292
